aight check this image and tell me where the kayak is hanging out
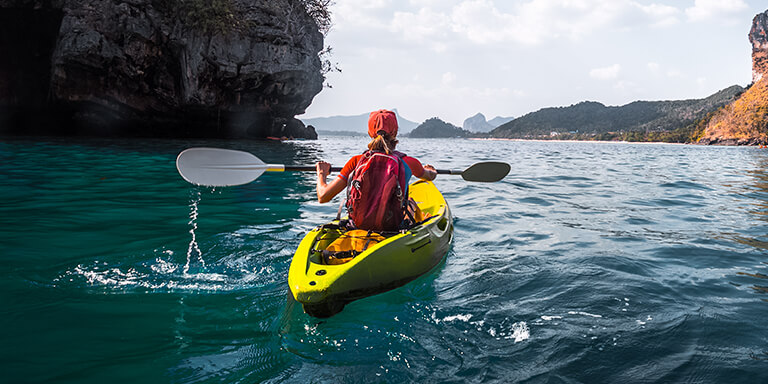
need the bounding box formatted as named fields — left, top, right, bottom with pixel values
left=288, top=180, right=454, bottom=317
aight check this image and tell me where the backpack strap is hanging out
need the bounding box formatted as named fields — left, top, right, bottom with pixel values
left=337, top=150, right=372, bottom=224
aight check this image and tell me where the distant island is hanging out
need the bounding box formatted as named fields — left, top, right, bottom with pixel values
left=463, top=113, right=514, bottom=132
left=488, top=85, right=744, bottom=143
left=408, top=118, right=471, bottom=138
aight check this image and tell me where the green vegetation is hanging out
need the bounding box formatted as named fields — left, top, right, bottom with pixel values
left=408, top=118, right=471, bottom=138
left=153, top=0, right=247, bottom=34
left=490, top=85, right=744, bottom=143
left=152, top=0, right=333, bottom=35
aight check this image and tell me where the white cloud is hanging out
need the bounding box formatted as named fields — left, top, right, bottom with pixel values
left=647, top=62, right=660, bottom=72
left=685, top=0, right=748, bottom=22
left=391, top=8, right=453, bottom=44
left=334, top=1, right=394, bottom=29
left=666, top=69, right=682, bottom=78
left=389, top=0, right=684, bottom=47
left=639, top=3, right=680, bottom=27
left=590, top=64, right=621, bottom=80
left=442, top=72, right=457, bottom=85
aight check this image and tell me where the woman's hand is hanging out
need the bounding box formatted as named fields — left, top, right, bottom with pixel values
left=316, top=161, right=331, bottom=179
left=423, top=164, right=437, bottom=181
left=316, top=161, right=346, bottom=203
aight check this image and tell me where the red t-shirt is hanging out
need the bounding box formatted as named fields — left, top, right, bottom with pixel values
left=338, top=153, right=426, bottom=181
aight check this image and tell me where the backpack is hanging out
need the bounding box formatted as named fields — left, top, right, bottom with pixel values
left=345, top=150, right=410, bottom=232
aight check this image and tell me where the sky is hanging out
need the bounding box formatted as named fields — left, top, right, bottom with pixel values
left=299, top=0, right=767, bottom=126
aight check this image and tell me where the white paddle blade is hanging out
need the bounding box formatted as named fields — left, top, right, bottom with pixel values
left=176, top=147, right=267, bottom=186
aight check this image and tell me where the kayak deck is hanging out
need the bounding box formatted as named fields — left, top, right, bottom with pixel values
left=288, top=180, right=454, bottom=317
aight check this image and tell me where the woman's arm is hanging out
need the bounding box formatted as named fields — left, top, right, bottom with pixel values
left=316, top=161, right=347, bottom=203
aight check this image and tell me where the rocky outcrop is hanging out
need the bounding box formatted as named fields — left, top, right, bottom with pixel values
left=463, top=113, right=493, bottom=133
left=751, top=10, right=768, bottom=83
left=698, top=10, right=768, bottom=145
left=699, top=77, right=768, bottom=144
left=0, top=0, right=323, bottom=139
left=462, top=113, right=514, bottom=132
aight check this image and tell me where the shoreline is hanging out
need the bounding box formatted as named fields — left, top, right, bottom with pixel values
left=468, top=138, right=689, bottom=145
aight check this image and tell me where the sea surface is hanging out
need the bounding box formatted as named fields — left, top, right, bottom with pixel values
left=1, top=137, right=767, bottom=383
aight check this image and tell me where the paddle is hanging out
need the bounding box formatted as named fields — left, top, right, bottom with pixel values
left=176, top=147, right=510, bottom=186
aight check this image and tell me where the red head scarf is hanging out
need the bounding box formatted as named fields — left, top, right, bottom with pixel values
left=367, top=109, right=399, bottom=138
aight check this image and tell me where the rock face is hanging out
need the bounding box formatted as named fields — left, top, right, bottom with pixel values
left=462, top=113, right=493, bottom=133
left=751, top=10, right=768, bottom=83
left=0, top=0, right=323, bottom=139
left=699, top=10, right=768, bottom=145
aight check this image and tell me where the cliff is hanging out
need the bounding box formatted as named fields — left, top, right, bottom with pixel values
left=462, top=113, right=514, bottom=132
left=0, top=0, right=324, bottom=139
left=699, top=10, right=768, bottom=145
left=463, top=113, right=493, bottom=132
left=699, top=78, right=768, bottom=145
left=751, top=10, right=768, bottom=83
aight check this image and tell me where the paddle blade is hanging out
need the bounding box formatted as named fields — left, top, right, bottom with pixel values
left=461, top=162, right=511, bottom=182
left=176, top=147, right=267, bottom=186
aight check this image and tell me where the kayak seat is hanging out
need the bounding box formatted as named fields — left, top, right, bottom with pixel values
left=320, top=230, right=386, bottom=265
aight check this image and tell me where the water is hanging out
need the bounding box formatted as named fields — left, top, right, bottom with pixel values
left=1, top=137, right=767, bottom=383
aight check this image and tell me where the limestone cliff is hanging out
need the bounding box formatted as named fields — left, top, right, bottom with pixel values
left=463, top=113, right=493, bottom=133
left=751, top=10, right=768, bottom=83
left=0, top=0, right=324, bottom=139
left=699, top=10, right=768, bottom=145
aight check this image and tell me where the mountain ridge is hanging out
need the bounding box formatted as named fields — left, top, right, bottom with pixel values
left=301, top=110, right=419, bottom=134
left=490, top=85, right=744, bottom=140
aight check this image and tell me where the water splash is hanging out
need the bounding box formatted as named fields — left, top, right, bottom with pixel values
left=184, top=189, right=205, bottom=275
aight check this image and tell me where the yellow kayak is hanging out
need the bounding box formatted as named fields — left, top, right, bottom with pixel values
left=288, top=180, right=454, bottom=317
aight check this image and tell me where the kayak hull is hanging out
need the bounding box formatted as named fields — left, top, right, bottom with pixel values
left=288, top=180, right=453, bottom=317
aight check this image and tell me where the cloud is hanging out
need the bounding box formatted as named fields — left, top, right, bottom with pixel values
left=590, top=64, right=621, bottom=80
left=389, top=0, right=684, bottom=46
left=334, top=0, right=394, bottom=29
left=442, top=72, right=457, bottom=85
left=391, top=8, right=453, bottom=44
left=685, top=0, right=748, bottom=22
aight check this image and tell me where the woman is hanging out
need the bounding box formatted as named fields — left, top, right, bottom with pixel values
left=316, top=109, right=437, bottom=231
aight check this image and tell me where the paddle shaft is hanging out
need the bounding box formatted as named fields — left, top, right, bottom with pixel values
left=279, top=166, right=461, bottom=175
left=176, top=147, right=509, bottom=186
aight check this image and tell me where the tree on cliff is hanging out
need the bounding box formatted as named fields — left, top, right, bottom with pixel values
left=301, top=0, right=333, bottom=34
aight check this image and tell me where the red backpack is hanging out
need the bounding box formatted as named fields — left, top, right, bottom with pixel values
left=345, top=150, right=409, bottom=232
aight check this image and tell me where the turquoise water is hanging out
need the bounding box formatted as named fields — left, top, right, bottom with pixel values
left=1, top=137, right=767, bottom=383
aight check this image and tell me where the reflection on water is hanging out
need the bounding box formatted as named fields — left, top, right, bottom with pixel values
left=734, top=154, right=768, bottom=303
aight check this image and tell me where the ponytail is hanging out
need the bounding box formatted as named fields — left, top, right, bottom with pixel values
left=367, top=130, right=398, bottom=154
